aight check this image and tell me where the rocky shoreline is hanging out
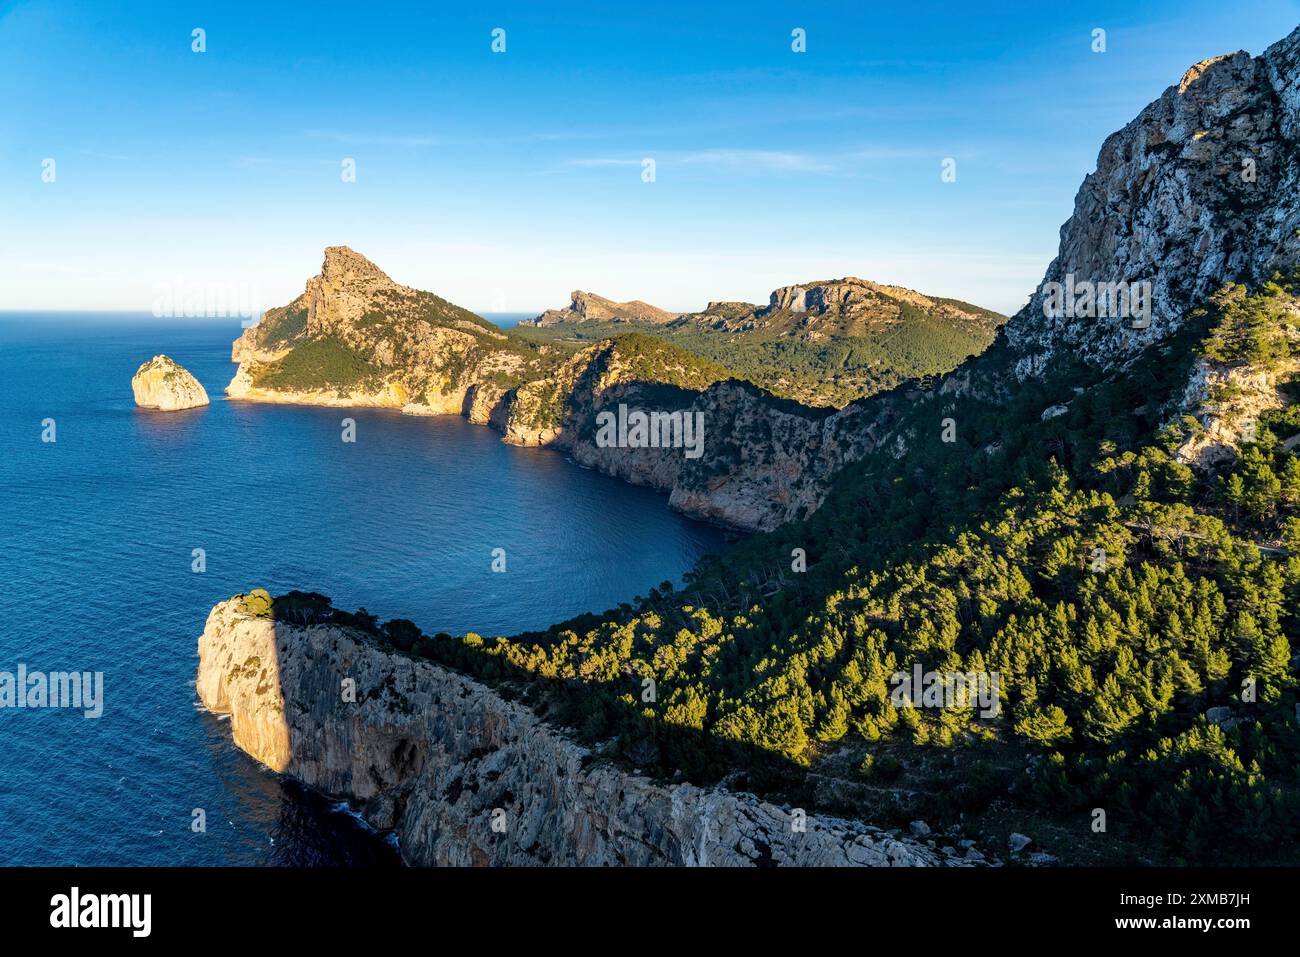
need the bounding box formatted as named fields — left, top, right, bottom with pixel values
left=196, top=596, right=958, bottom=867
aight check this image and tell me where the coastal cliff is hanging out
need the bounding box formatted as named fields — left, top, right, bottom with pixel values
left=225, top=250, right=908, bottom=531
left=196, top=596, right=950, bottom=867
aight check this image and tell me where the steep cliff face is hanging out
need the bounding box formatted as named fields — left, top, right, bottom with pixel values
left=504, top=338, right=906, bottom=530
left=131, top=355, right=209, bottom=411
left=663, top=382, right=897, bottom=529
left=1006, top=26, right=1300, bottom=378
left=196, top=597, right=951, bottom=867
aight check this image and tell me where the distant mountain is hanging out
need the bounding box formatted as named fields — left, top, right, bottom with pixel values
left=522, top=290, right=681, bottom=327
left=229, top=246, right=535, bottom=408
left=691, top=277, right=1003, bottom=338
left=517, top=278, right=1005, bottom=406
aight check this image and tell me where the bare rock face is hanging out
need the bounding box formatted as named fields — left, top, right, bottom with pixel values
left=1006, top=26, right=1300, bottom=377
left=1174, top=349, right=1300, bottom=467
left=666, top=382, right=898, bottom=529
left=130, top=355, right=209, bottom=411
left=196, top=597, right=951, bottom=867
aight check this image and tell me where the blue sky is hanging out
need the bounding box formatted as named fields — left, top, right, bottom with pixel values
left=1, top=0, right=1297, bottom=317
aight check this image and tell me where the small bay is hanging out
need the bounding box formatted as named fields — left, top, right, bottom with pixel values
left=0, top=314, right=725, bottom=865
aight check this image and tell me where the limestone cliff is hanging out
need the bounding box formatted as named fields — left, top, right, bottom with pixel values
left=196, top=596, right=951, bottom=867
left=131, top=355, right=209, bottom=411
left=1005, top=26, right=1300, bottom=378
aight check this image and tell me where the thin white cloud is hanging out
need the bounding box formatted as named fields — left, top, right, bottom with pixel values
left=560, top=149, right=834, bottom=174
left=677, top=149, right=834, bottom=172
left=304, top=129, right=440, bottom=147
left=76, top=149, right=131, bottom=161
left=563, top=157, right=643, bottom=167
left=559, top=146, right=975, bottom=176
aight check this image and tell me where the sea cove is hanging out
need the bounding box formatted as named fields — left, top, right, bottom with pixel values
left=0, top=314, right=727, bottom=865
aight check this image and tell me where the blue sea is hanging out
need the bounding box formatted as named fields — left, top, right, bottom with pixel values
left=0, top=313, right=727, bottom=866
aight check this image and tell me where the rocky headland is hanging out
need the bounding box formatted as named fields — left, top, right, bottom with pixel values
left=224, top=247, right=926, bottom=531
left=196, top=595, right=953, bottom=867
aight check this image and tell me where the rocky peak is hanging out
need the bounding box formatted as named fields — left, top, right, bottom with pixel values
left=318, top=245, right=392, bottom=286
left=698, top=277, right=1000, bottom=339
left=1006, top=26, right=1300, bottom=378
left=302, top=246, right=413, bottom=337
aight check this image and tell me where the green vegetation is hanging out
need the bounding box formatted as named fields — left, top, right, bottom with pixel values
left=288, top=273, right=1300, bottom=864
left=604, top=332, right=735, bottom=392
left=1199, top=278, right=1296, bottom=369
left=254, top=335, right=382, bottom=392
left=256, top=304, right=308, bottom=349
left=236, top=588, right=274, bottom=617
left=513, top=307, right=999, bottom=407
left=510, top=333, right=735, bottom=434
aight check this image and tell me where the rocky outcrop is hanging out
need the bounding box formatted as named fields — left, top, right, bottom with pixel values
left=196, top=597, right=951, bottom=867
left=1006, top=26, right=1300, bottom=377
left=522, top=290, right=681, bottom=327
left=694, top=277, right=1002, bottom=341
left=1176, top=359, right=1291, bottom=467
left=131, top=355, right=209, bottom=411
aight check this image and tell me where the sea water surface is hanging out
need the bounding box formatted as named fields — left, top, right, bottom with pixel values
left=0, top=313, right=727, bottom=865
